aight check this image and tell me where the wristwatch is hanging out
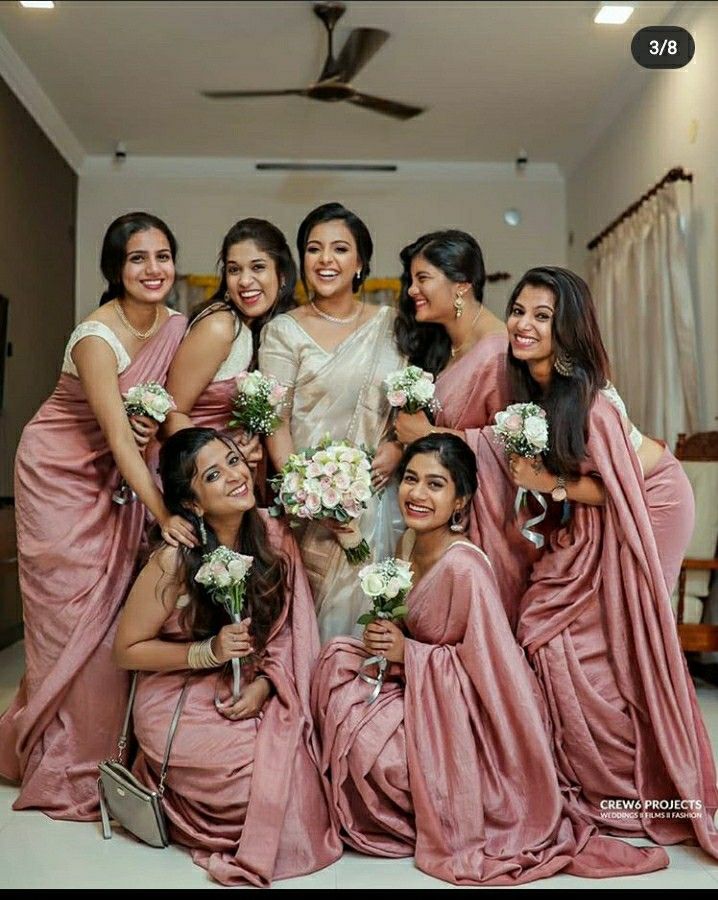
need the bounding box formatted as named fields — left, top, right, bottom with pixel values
left=551, top=475, right=568, bottom=502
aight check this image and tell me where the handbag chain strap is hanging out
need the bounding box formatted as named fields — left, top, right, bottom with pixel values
left=112, top=671, right=190, bottom=797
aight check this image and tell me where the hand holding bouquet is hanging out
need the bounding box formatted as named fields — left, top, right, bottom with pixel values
left=195, top=546, right=254, bottom=701
left=492, top=402, right=549, bottom=548
left=269, top=436, right=374, bottom=564
left=229, top=370, right=287, bottom=437
left=384, top=365, right=440, bottom=416
left=113, top=382, right=176, bottom=505
left=356, top=558, right=413, bottom=704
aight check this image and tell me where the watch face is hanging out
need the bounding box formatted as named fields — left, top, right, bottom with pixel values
left=552, top=486, right=567, bottom=502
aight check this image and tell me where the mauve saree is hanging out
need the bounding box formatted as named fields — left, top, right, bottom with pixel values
left=311, top=541, right=667, bottom=884
left=516, top=395, right=718, bottom=855
left=434, top=330, right=509, bottom=434
left=0, top=314, right=186, bottom=820
left=259, top=307, right=405, bottom=643
left=131, top=515, right=341, bottom=887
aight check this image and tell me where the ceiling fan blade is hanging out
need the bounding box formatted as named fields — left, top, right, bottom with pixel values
left=201, top=89, right=308, bottom=99
left=348, top=92, right=425, bottom=120
left=331, top=28, right=389, bottom=81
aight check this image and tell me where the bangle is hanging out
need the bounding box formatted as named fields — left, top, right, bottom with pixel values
left=187, top=637, right=220, bottom=669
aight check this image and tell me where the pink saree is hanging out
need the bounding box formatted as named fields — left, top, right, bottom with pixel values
left=132, top=515, right=341, bottom=887
left=0, top=314, right=186, bottom=820
left=516, top=396, right=718, bottom=855
left=434, top=330, right=509, bottom=434
left=311, top=541, right=666, bottom=885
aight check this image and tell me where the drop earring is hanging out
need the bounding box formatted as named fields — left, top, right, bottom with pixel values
left=198, top=515, right=208, bottom=546
left=449, top=510, right=464, bottom=533
left=553, top=351, right=574, bottom=377
left=453, top=291, right=465, bottom=319
left=224, top=290, right=231, bottom=303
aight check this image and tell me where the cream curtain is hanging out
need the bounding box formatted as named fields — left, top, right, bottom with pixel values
left=588, top=182, right=700, bottom=446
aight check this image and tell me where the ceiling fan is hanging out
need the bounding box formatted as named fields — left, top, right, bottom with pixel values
left=201, top=1, right=425, bottom=121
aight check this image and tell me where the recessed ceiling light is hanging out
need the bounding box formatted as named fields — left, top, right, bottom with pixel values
left=594, top=4, right=634, bottom=25
left=20, top=1, right=55, bottom=8
left=504, top=209, right=522, bottom=227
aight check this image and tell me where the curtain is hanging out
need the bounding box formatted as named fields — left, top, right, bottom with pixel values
left=588, top=182, right=701, bottom=446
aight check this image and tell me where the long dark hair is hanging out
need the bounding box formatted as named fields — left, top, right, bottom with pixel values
left=394, top=230, right=487, bottom=377
left=296, top=202, right=373, bottom=295
left=157, top=427, right=287, bottom=650
left=398, top=433, right=478, bottom=514
left=99, top=212, right=178, bottom=305
left=194, top=218, right=297, bottom=367
left=506, top=266, right=610, bottom=477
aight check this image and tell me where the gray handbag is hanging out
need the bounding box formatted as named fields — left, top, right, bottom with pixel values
left=98, top=673, right=189, bottom=849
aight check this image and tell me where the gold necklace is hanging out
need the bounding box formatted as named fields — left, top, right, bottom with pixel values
left=114, top=299, right=160, bottom=340
left=450, top=304, right=484, bottom=359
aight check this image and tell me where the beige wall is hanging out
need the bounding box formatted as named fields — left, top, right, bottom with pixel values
left=567, top=2, right=718, bottom=430
left=76, top=159, right=566, bottom=322
left=0, top=76, right=77, bottom=495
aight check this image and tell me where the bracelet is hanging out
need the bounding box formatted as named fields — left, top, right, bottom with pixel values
left=187, top=637, right=221, bottom=669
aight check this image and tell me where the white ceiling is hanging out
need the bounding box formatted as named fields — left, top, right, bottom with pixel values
left=0, top=0, right=677, bottom=170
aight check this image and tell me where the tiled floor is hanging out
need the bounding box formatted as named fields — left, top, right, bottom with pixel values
left=2, top=640, right=718, bottom=889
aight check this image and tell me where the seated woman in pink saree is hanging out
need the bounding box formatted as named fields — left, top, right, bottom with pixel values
left=163, top=219, right=298, bottom=502
left=114, top=427, right=341, bottom=887
left=496, top=266, right=718, bottom=858
left=0, top=212, right=193, bottom=821
left=392, top=230, right=509, bottom=448
left=312, top=434, right=666, bottom=885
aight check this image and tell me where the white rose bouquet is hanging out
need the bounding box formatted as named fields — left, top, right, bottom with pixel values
left=269, top=435, right=374, bottom=564
left=112, top=381, right=176, bottom=505
left=492, top=402, right=550, bottom=549
left=384, top=365, right=441, bottom=416
left=228, top=370, right=287, bottom=437
left=356, top=557, right=413, bottom=704
left=195, top=546, right=254, bottom=701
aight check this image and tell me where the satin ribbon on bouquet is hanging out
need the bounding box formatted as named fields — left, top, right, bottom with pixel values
left=514, top=487, right=548, bottom=549
left=358, top=655, right=388, bottom=705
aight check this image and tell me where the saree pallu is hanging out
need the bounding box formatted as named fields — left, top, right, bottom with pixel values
left=259, top=307, right=405, bottom=643
left=132, top=516, right=341, bottom=887
left=0, top=315, right=186, bottom=820
left=311, top=541, right=667, bottom=884
left=517, top=396, right=718, bottom=856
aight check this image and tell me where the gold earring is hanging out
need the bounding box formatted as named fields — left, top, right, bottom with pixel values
left=224, top=290, right=231, bottom=303
left=453, top=291, right=465, bottom=319
left=449, top=509, right=464, bottom=532
left=554, top=351, right=574, bottom=377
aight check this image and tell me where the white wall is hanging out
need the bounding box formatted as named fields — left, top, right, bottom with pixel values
left=568, top=2, right=718, bottom=430
left=76, top=159, right=566, bottom=321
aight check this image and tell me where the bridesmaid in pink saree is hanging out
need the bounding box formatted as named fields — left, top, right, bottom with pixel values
left=393, top=230, right=509, bottom=447
left=312, top=434, right=667, bottom=885
left=163, top=219, right=298, bottom=500
left=114, top=428, right=340, bottom=887
left=499, top=266, right=718, bottom=858
left=0, top=213, right=194, bottom=820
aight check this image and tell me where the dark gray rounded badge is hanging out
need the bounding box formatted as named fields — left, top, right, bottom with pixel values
left=631, top=26, right=695, bottom=69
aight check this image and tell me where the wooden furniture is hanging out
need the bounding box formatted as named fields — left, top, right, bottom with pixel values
left=0, top=501, right=22, bottom=649
left=675, top=431, right=718, bottom=652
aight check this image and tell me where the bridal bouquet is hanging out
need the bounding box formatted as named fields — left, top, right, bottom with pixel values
left=384, top=365, right=440, bottom=416
left=228, top=370, right=287, bottom=436
left=113, top=381, right=176, bottom=505
left=195, top=547, right=254, bottom=701
left=492, top=402, right=549, bottom=549
left=356, top=558, right=413, bottom=704
left=269, top=436, right=374, bottom=564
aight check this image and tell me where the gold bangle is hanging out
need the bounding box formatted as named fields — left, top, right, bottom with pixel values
left=187, top=637, right=220, bottom=669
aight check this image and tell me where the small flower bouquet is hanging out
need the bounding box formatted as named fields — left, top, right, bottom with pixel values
left=269, top=435, right=374, bottom=564
left=195, top=546, right=254, bottom=701
left=228, top=370, right=287, bottom=436
left=492, top=402, right=549, bottom=549
left=356, top=557, right=413, bottom=704
left=113, top=382, right=176, bottom=505
left=384, top=365, right=441, bottom=416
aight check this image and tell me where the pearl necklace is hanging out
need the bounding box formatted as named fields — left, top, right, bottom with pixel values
left=310, top=299, right=362, bottom=324
left=114, top=299, right=161, bottom=340
left=450, top=305, right=484, bottom=358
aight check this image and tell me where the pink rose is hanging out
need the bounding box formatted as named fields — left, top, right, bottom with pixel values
left=305, top=492, right=322, bottom=514
left=387, top=389, right=408, bottom=408
left=504, top=414, right=523, bottom=433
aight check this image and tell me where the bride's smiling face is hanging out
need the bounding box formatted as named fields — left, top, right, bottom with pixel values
left=303, top=220, right=361, bottom=302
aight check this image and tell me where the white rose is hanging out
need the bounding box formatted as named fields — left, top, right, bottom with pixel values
left=350, top=481, right=372, bottom=502
left=360, top=573, right=386, bottom=597
left=227, top=556, right=253, bottom=581
left=524, top=415, right=548, bottom=450
left=412, top=379, right=434, bottom=403
left=384, top=577, right=403, bottom=599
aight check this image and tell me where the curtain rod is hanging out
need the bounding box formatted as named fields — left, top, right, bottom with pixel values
left=586, top=167, right=693, bottom=251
